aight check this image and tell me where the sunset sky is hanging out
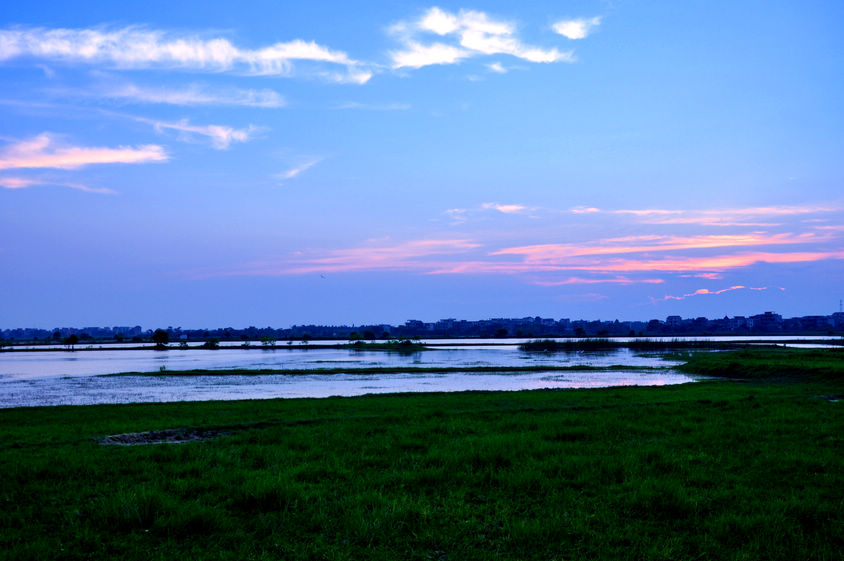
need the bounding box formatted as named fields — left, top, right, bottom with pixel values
left=1, top=1, right=842, bottom=328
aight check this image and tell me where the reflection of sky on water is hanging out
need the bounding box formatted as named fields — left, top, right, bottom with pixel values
left=0, top=347, right=678, bottom=379
left=0, top=369, right=699, bottom=408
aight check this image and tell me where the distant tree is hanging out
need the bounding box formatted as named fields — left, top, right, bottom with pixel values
left=363, top=330, right=376, bottom=340
left=202, top=338, right=220, bottom=349
left=152, top=329, right=170, bottom=348
left=63, top=334, right=79, bottom=349
left=52, top=331, right=62, bottom=341
left=574, top=327, right=587, bottom=337
left=114, top=333, right=125, bottom=343
left=349, top=332, right=363, bottom=341
left=494, top=328, right=508, bottom=338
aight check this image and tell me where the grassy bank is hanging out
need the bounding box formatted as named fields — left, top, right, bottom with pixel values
left=518, top=338, right=791, bottom=352
left=1, top=350, right=842, bottom=560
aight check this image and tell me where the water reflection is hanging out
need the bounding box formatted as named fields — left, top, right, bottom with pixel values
left=0, top=369, right=699, bottom=408
left=0, top=346, right=675, bottom=379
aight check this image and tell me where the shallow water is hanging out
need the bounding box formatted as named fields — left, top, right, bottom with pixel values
left=0, top=345, right=699, bottom=407
left=0, top=346, right=674, bottom=379
left=0, top=368, right=697, bottom=408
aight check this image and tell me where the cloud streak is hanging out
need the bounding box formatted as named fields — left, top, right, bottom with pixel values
left=0, top=175, right=115, bottom=194
left=90, top=82, right=286, bottom=108
left=277, top=158, right=322, bottom=182
left=569, top=205, right=841, bottom=226
left=141, top=118, right=258, bottom=150
left=0, top=26, right=370, bottom=83
left=0, top=134, right=167, bottom=170
left=210, top=239, right=481, bottom=277
left=660, top=285, right=780, bottom=302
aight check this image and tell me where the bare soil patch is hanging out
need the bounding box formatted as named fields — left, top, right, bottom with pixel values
left=100, top=427, right=230, bottom=445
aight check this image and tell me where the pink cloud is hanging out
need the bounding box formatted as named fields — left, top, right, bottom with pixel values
left=569, top=204, right=840, bottom=226
left=491, top=232, right=823, bottom=262
left=529, top=276, right=664, bottom=287
left=0, top=134, right=168, bottom=170
left=481, top=202, right=526, bottom=214
left=573, top=251, right=844, bottom=273
left=0, top=175, right=115, bottom=194
left=210, top=239, right=482, bottom=277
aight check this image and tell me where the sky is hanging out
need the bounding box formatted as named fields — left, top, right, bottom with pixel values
left=1, top=0, right=843, bottom=329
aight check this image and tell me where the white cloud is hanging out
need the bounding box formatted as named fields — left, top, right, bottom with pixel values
left=0, top=134, right=167, bottom=170
left=552, top=17, right=602, bottom=40
left=391, top=41, right=470, bottom=69
left=0, top=26, right=370, bottom=83
left=390, top=7, right=573, bottom=69
left=487, top=62, right=507, bottom=73
left=95, top=82, right=286, bottom=108
left=277, top=158, right=322, bottom=182
left=143, top=118, right=258, bottom=150
left=482, top=202, right=526, bottom=214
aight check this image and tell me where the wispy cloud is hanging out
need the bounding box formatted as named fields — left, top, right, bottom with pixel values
left=481, top=202, right=527, bottom=214
left=530, top=276, right=664, bottom=286
left=492, top=232, right=826, bottom=261
left=85, top=82, right=286, bottom=108
left=443, top=202, right=531, bottom=223
left=552, top=17, right=602, bottom=40
left=0, top=175, right=115, bottom=194
left=0, top=26, right=370, bottom=83
left=659, top=285, right=782, bottom=302
left=140, top=118, right=258, bottom=150
left=335, top=101, right=411, bottom=111
left=389, top=7, right=573, bottom=69
left=0, top=134, right=167, bottom=170
left=277, top=158, right=322, bottom=182
left=569, top=205, right=841, bottom=226
left=208, top=239, right=481, bottom=277
left=486, top=61, right=507, bottom=73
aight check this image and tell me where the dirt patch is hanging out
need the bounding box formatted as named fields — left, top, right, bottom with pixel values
left=100, top=427, right=230, bottom=445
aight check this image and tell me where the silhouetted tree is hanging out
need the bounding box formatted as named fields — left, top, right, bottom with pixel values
left=152, top=329, right=170, bottom=348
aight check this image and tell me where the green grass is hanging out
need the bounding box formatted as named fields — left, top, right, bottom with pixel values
left=0, top=349, right=842, bottom=560
left=678, top=347, right=844, bottom=381
left=519, top=338, right=785, bottom=352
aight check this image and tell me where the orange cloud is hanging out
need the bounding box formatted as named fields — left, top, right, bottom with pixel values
left=0, top=134, right=168, bottom=170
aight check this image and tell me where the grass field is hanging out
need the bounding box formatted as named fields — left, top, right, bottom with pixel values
left=1, top=349, right=842, bottom=560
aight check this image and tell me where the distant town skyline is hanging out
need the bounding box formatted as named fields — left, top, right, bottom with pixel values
left=3, top=309, right=843, bottom=342
left=1, top=1, right=842, bottom=327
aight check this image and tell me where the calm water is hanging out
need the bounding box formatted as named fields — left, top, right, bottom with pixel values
left=0, top=344, right=697, bottom=407
left=0, top=346, right=676, bottom=379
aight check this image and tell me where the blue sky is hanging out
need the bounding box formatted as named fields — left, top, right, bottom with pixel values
left=1, top=1, right=843, bottom=328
